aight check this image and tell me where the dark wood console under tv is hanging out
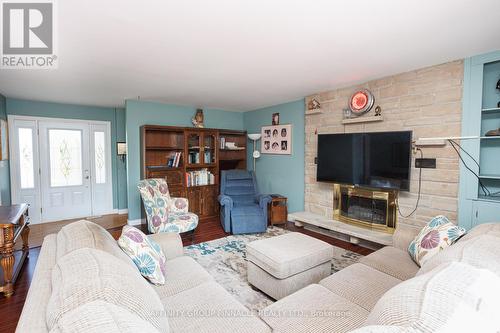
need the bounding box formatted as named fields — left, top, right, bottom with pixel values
left=140, top=125, right=247, bottom=221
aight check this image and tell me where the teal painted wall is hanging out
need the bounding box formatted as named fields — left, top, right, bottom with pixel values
left=0, top=94, right=10, bottom=205
left=243, top=99, right=305, bottom=213
left=6, top=98, right=127, bottom=209
left=125, top=100, right=244, bottom=220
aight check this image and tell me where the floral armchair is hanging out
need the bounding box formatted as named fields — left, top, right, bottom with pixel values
left=137, top=178, right=198, bottom=234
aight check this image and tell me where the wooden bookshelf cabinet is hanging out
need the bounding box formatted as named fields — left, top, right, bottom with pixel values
left=140, top=125, right=247, bottom=221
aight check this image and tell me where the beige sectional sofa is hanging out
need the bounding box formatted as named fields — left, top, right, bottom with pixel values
left=16, top=221, right=271, bottom=333
left=17, top=220, right=500, bottom=332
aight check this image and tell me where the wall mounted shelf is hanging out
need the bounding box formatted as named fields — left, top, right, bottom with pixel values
left=481, top=107, right=500, bottom=113
left=479, top=174, right=500, bottom=180
left=477, top=195, right=500, bottom=203
left=305, top=108, right=323, bottom=115
left=341, top=115, right=383, bottom=125
left=415, top=139, right=447, bottom=147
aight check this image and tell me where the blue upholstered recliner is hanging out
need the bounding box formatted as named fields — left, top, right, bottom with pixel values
left=218, top=170, right=272, bottom=234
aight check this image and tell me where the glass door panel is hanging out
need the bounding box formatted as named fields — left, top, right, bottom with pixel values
left=203, top=133, right=216, bottom=164
left=48, top=129, right=83, bottom=187
left=18, top=127, right=35, bottom=189
left=94, top=131, right=106, bottom=184
left=187, top=132, right=201, bottom=165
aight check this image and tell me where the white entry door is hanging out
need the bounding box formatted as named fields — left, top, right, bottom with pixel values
left=9, top=116, right=113, bottom=224
left=39, top=121, right=92, bottom=221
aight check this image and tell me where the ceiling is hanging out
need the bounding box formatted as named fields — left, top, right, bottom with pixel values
left=1, top=0, right=500, bottom=111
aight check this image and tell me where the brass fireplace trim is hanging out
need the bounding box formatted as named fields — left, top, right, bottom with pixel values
left=333, top=184, right=397, bottom=234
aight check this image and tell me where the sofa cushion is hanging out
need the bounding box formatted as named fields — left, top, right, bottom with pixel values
left=46, top=248, right=168, bottom=332
left=459, top=222, right=500, bottom=242
left=246, top=232, right=333, bottom=279
left=319, top=263, right=401, bottom=311
left=260, top=284, right=369, bottom=333
left=417, top=234, right=500, bottom=277
left=55, top=220, right=135, bottom=269
left=49, top=301, right=161, bottom=333
left=359, top=246, right=418, bottom=280
left=231, top=204, right=264, bottom=217
left=366, top=262, right=500, bottom=332
left=223, top=171, right=256, bottom=204
left=407, top=215, right=466, bottom=267
left=164, top=212, right=199, bottom=233
left=153, top=256, right=213, bottom=298
left=162, top=281, right=271, bottom=333
left=118, top=225, right=167, bottom=285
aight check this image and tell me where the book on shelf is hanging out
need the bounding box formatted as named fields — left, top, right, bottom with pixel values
left=220, top=137, right=226, bottom=149
left=185, top=168, right=215, bottom=187
left=204, top=151, right=212, bottom=163
left=188, top=151, right=200, bottom=164
left=167, top=152, right=182, bottom=168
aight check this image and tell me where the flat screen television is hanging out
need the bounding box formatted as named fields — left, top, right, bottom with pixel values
left=316, top=131, right=412, bottom=191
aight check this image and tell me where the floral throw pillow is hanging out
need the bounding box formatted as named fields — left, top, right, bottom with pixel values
left=408, top=215, right=466, bottom=267
left=118, top=225, right=166, bottom=285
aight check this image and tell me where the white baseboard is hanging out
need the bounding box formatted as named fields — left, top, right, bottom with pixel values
left=127, top=218, right=145, bottom=226
left=110, top=209, right=128, bottom=215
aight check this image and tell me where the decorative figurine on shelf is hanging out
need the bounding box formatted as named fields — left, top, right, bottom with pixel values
left=192, top=109, right=204, bottom=128
left=485, top=128, right=500, bottom=137
left=308, top=98, right=321, bottom=110
left=496, top=79, right=500, bottom=108
left=343, top=108, right=352, bottom=119
left=375, top=105, right=382, bottom=116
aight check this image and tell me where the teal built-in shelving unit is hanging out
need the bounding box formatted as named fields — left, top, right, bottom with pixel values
left=459, top=51, right=500, bottom=229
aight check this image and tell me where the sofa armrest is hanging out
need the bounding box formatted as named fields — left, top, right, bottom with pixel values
left=147, top=232, right=184, bottom=259
left=218, top=194, right=233, bottom=209
left=392, top=223, right=422, bottom=251
left=169, top=197, right=189, bottom=213
left=256, top=194, right=272, bottom=209
left=16, top=234, right=57, bottom=333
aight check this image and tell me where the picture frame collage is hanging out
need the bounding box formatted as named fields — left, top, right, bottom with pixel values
left=261, top=123, right=292, bottom=155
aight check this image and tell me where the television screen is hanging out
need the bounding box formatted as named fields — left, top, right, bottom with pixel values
left=316, top=131, right=412, bottom=191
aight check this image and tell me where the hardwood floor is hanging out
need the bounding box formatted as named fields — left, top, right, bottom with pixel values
left=0, top=216, right=373, bottom=333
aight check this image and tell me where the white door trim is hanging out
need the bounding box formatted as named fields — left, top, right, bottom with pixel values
left=8, top=115, right=114, bottom=223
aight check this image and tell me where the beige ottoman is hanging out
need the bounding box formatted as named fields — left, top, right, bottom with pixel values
left=246, top=232, right=334, bottom=300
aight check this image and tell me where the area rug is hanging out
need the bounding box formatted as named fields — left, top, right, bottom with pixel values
left=184, top=227, right=363, bottom=312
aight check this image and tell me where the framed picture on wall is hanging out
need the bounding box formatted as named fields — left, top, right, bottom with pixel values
left=0, top=119, right=8, bottom=160
left=261, top=124, right=291, bottom=155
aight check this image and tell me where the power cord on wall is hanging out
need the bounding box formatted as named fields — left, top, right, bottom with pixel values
left=448, top=139, right=500, bottom=198
left=396, top=147, right=423, bottom=218
left=397, top=138, right=500, bottom=219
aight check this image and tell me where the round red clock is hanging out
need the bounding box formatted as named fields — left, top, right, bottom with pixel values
left=349, top=89, right=374, bottom=116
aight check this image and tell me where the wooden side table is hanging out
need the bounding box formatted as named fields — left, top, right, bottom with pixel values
left=0, top=203, right=29, bottom=297
left=268, top=195, right=288, bottom=225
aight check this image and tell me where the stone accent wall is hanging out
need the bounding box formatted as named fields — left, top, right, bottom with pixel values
left=305, top=60, right=463, bottom=226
